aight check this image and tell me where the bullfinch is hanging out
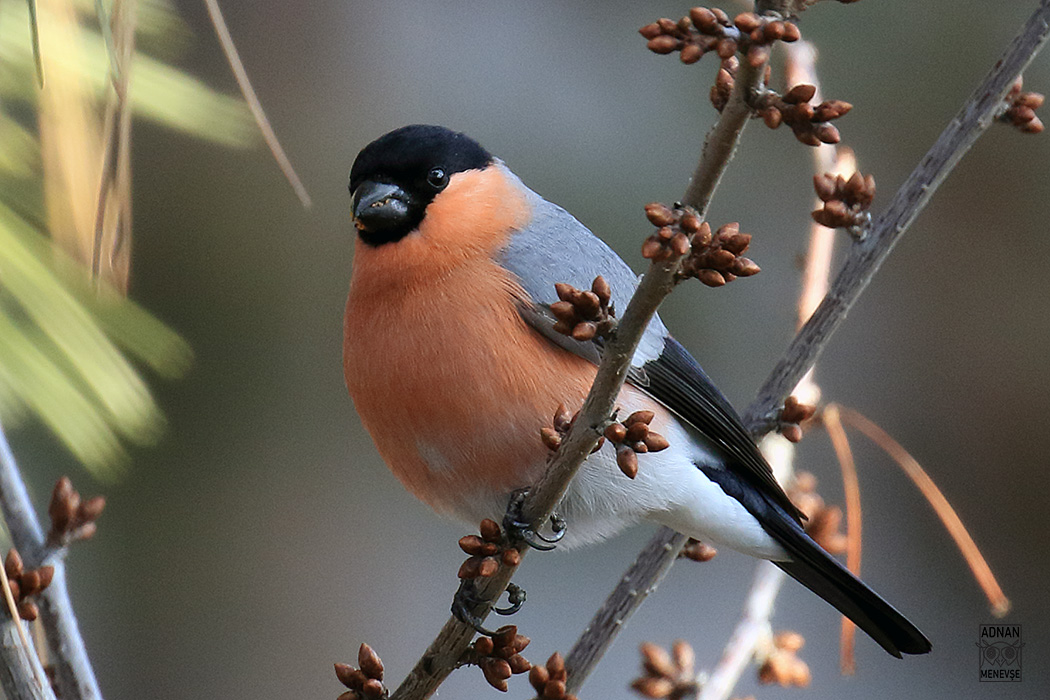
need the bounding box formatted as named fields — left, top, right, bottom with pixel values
left=343, top=124, right=931, bottom=658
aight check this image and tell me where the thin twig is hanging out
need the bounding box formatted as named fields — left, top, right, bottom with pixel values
left=821, top=404, right=860, bottom=675
left=697, top=562, right=784, bottom=700
left=202, top=0, right=312, bottom=208
left=837, top=406, right=1011, bottom=617
left=0, top=421, right=102, bottom=700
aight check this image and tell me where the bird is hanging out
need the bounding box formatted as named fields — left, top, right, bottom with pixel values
left=343, top=124, right=931, bottom=658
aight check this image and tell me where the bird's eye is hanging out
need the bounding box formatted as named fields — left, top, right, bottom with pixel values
left=427, top=167, right=449, bottom=190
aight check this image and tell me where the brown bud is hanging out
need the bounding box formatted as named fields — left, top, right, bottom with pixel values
left=480, top=519, right=502, bottom=543
left=492, top=624, right=518, bottom=648
left=604, top=423, right=627, bottom=443
left=775, top=630, right=806, bottom=652
left=680, top=43, right=703, bottom=64
left=731, top=257, right=760, bottom=277
left=361, top=678, right=384, bottom=699
left=502, top=548, right=521, bottom=567
left=647, top=35, right=678, bottom=54
left=591, top=276, right=611, bottom=305
left=20, top=570, right=41, bottom=596
left=784, top=84, right=816, bottom=105
left=17, top=600, right=38, bottom=621
left=782, top=22, right=801, bottom=42
left=679, top=213, right=701, bottom=234
left=641, top=238, right=665, bottom=260
left=78, top=496, right=106, bottom=522
left=656, top=18, right=677, bottom=33
left=4, top=549, right=23, bottom=579
left=477, top=557, right=499, bottom=577
left=681, top=539, right=718, bottom=562
left=571, top=322, right=597, bottom=342
left=358, top=643, right=384, bottom=680
left=1022, top=116, right=1045, bottom=133
left=541, top=427, right=562, bottom=451
left=459, top=557, right=481, bottom=579
left=631, top=677, right=675, bottom=699
left=697, top=269, right=726, bottom=287
left=761, top=107, right=782, bottom=129
left=50, top=478, right=76, bottom=532
left=334, top=662, right=360, bottom=689
left=813, top=173, right=837, bottom=201
left=508, top=653, right=531, bottom=674
left=815, top=99, right=852, bottom=121
left=708, top=248, right=736, bottom=269
left=794, top=129, right=822, bottom=147
left=474, top=635, right=496, bottom=656
left=547, top=651, right=566, bottom=678
left=720, top=231, right=751, bottom=255
left=763, top=21, right=785, bottom=42
left=639, top=23, right=662, bottom=40
left=1018, top=92, right=1045, bottom=109
left=617, top=448, right=639, bottom=479
left=626, top=410, right=655, bottom=425
left=781, top=424, right=803, bottom=443
left=459, top=535, right=486, bottom=555
left=673, top=639, right=695, bottom=676
left=641, top=641, right=676, bottom=678
left=734, top=12, right=761, bottom=33
left=643, top=432, right=670, bottom=452
left=542, top=679, right=566, bottom=699
left=625, top=421, right=650, bottom=443
left=747, top=44, right=770, bottom=68
left=671, top=232, right=690, bottom=256
left=693, top=221, right=712, bottom=247
left=690, top=7, right=719, bottom=32
left=529, top=664, right=550, bottom=691
left=717, top=39, right=738, bottom=59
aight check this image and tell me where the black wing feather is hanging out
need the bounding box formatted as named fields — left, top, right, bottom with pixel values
left=631, top=336, right=804, bottom=521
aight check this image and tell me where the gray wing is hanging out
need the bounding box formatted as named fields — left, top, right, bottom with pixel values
left=496, top=167, right=803, bottom=521
left=496, top=168, right=669, bottom=367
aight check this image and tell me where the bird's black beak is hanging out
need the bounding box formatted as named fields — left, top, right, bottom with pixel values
left=352, top=180, right=412, bottom=236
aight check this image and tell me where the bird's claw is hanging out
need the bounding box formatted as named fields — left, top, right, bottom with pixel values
left=452, top=580, right=528, bottom=635
left=493, top=583, right=526, bottom=616
left=502, top=489, right=567, bottom=551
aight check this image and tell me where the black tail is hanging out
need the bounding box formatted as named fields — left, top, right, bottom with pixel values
left=700, top=466, right=931, bottom=657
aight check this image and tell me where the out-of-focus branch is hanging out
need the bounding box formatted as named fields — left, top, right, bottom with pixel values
left=0, top=422, right=102, bottom=700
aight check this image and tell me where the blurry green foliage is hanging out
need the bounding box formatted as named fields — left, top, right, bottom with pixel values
left=0, top=0, right=258, bottom=476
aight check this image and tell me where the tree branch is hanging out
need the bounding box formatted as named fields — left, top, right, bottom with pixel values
left=0, top=422, right=103, bottom=700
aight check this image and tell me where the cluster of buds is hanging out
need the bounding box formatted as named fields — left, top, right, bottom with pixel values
left=3, top=549, right=54, bottom=621
left=640, top=8, right=799, bottom=69
left=778, top=395, right=818, bottom=443
left=550, top=277, right=616, bottom=342
left=469, top=625, right=531, bottom=691
left=334, top=643, right=386, bottom=700
left=630, top=640, right=698, bottom=700
left=678, top=222, right=759, bottom=287
left=604, top=410, right=669, bottom=479
left=679, top=538, right=718, bottom=563
left=540, top=403, right=606, bottom=455
left=789, top=472, right=847, bottom=555
left=999, top=76, right=1044, bottom=133
left=642, top=202, right=700, bottom=262
left=812, top=170, right=876, bottom=231
left=458, top=519, right=519, bottom=579
left=528, top=651, right=577, bottom=700
left=753, top=83, right=852, bottom=146
left=47, top=477, right=105, bottom=547
left=758, top=631, right=811, bottom=688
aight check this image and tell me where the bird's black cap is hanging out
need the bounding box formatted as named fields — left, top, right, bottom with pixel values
left=349, top=126, right=493, bottom=246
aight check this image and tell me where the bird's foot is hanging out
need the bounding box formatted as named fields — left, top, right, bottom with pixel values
left=452, top=580, right=528, bottom=635
left=502, top=488, right=566, bottom=551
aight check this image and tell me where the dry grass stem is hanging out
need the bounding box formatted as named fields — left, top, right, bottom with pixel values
left=203, top=0, right=312, bottom=207
left=837, top=405, right=1011, bottom=617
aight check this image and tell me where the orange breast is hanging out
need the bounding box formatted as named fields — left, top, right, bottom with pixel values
left=343, top=167, right=597, bottom=516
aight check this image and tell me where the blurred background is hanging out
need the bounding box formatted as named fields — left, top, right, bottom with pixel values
left=2, top=0, right=1049, bottom=698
